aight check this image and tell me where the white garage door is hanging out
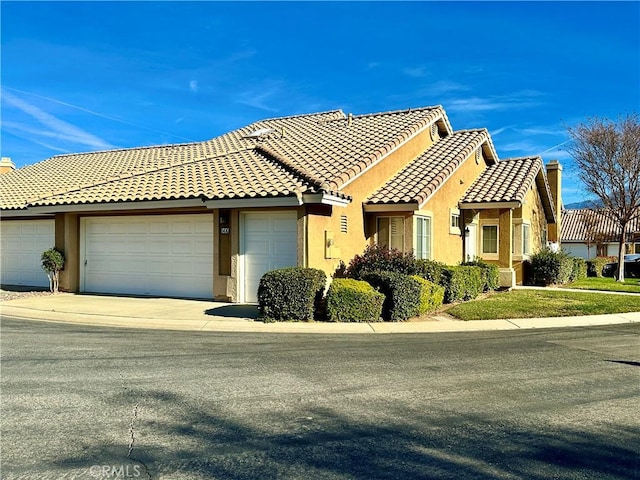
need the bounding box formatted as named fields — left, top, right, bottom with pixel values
left=1, top=219, right=55, bottom=287
left=82, top=214, right=213, bottom=298
left=241, top=212, right=298, bottom=303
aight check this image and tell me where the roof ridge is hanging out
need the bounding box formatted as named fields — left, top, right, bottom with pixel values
left=46, top=140, right=207, bottom=160
left=31, top=146, right=257, bottom=204
left=325, top=107, right=446, bottom=190
left=499, top=155, right=541, bottom=162
left=452, top=128, right=489, bottom=134
left=254, top=145, right=328, bottom=192
left=253, top=109, right=346, bottom=123
left=351, top=105, right=442, bottom=119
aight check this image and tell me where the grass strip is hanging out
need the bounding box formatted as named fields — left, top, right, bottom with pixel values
left=564, top=277, right=640, bottom=294
left=446, top=289, right=640, bottom=320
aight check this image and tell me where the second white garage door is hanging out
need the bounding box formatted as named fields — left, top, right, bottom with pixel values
left=0, top=219, right=55, bottom=288
left=82, top=214, right=214, bottom=298
left=241, top=212, right=298, bottom=303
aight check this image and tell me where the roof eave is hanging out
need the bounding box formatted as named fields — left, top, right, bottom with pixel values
left=458, top=201, right=521, bottom=210
left=363, top=202, right=419, bottom=213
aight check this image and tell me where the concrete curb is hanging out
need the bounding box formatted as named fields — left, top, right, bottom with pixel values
left=2, top=299, right=639, bottom=334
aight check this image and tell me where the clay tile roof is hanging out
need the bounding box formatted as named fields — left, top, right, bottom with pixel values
left=1, top=106, right=451, bottom=210
left=459, top=156, right=556, bottom=222
left=366, top=129, right=494, bottom=207
left=562, top=209, right=640, bottom=242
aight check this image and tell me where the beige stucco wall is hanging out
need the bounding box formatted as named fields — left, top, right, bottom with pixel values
left=421, top=149, right=489, bottom=264
left=55, top=213, right=80, bottom=292
left=305, top=124, right=437, bottom=278
left=475, top=181, right=553, bottom=285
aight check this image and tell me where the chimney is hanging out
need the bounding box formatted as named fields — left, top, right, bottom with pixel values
left=546, top=160, right=563, bottom=243
left=0, top=157, right=16, bottom=174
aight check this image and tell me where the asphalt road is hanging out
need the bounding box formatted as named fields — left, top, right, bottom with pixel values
left=1, top=317, right=639, bottom=480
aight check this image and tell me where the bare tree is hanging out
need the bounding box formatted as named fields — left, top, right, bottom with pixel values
left=567, top=114, right=640, bottom=281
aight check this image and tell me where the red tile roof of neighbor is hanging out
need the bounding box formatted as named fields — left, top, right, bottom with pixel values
left=562, top=209, right=640, bottom=242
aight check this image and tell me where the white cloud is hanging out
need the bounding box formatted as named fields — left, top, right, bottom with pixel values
left=403, top=66, right=428, bottom=78
left=1, top=90, right=113, bottom=151
left=419, top=80, right=470, bottom=96
left=236, top=81, right=283, bottom=113
left=189, top=80, right=198, bottom=93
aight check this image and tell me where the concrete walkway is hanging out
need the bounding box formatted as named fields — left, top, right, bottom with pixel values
left=1, top=291, right=639, bottom=334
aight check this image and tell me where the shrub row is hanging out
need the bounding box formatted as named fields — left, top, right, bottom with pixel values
left=259, top=266, right=445, bottom=323
left=585, top=256, right=616, bottom=278
left=258, top=248, right=500, bottom=323
left=529, top=248, right=588, bottom=285
left=440, top=266, right=483, bottom=303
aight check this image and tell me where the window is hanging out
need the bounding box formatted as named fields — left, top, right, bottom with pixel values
left=377, top=217, right=404, bottom=251
left=522, top=224, right=531, bottom=255
left=482, top=225, right=498, bottom=254
left=449, top=208, right=461, bottom=235
left=414, top=216, right=432, bottom=259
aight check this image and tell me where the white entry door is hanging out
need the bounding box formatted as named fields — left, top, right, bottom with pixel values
left=0, top=219, right=55, bottom=287
left=241, top=212, right=298, bottom=303
left=82, top=214, right=213, bottom=298
left=465, top=224, right=477, bottom=261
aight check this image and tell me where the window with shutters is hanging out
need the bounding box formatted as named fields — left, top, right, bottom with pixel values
left=377, top=216, right=405, bottom=251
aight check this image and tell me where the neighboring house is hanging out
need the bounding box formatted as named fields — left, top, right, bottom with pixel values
left=0, top=106, right=561, bottom=301
left=562, top=209, right=640, bottom=259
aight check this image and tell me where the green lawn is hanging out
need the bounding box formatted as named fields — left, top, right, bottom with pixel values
left=446, top=289, right=640, bottom=320
left=564, top=276, right=640, bottom=294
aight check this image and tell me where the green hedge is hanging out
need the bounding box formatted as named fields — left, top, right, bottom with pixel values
left=440, top=266, right=484, bottom=303
left=586, top=256, right=617, bottom=278
left=415, top=259, right=446, bottom=285
left=362, top=271, right=422, bottom=321
left=530, top=248, right=573, bottom=286
left=570, top=257, right=587, bottom=282
left=460, top=259, right=499, bottom=292
left=326, top=278, right=384, bottom=322
left=412, top=275, right=445, bottom=314
left=257, top=267, right=326, bottom=321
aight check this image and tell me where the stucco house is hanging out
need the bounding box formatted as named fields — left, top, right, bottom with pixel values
left=0, top=106, right=561, bottom=302
left=562, top=209, right=640, bottom=259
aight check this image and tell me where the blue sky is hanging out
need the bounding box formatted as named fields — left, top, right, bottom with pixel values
left=1, top=1, right=638, bottom=205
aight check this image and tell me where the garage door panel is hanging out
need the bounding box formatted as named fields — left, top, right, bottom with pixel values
left=171, top=241, right=193, bottom=255
left=148, top=240, right=170, bottom=255
left=83, top=215, right=213, bottom=298
left=242, top=212, right=297, bottom=303
left=149, top=222, right=170, bottom=234
left=1, top=220, right=55, bottom=287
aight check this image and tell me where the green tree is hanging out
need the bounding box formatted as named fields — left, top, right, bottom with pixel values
left=41, top=248, right=65, bottom=293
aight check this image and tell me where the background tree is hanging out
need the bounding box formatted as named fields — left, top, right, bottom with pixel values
left=567, top=114, right=640, bottom=281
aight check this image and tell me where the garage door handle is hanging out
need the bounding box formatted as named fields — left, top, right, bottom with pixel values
left=84, top=260, right=87, bottom=266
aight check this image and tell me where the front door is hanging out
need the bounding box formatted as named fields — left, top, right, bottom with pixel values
left=465, top=224, right=477, bottom=261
